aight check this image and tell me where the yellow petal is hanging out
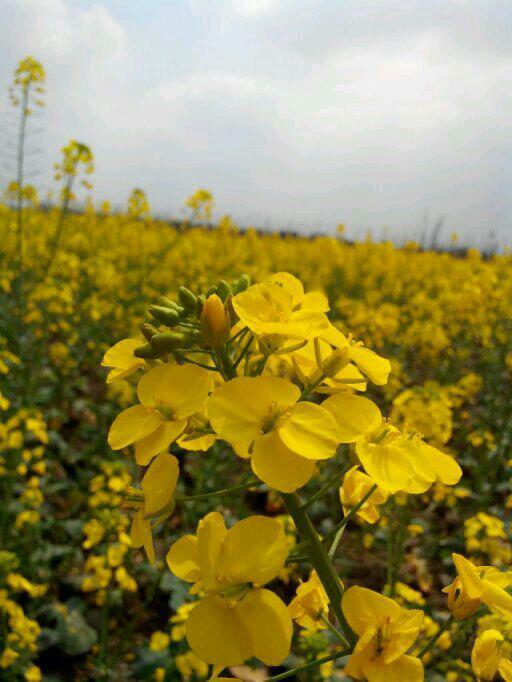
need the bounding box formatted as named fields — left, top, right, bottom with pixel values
left=137, top=363, right=211, bottom=418
left=166, top=535, right=201, bottom=582
left=342, top=586, right=401, bottom=635
left=356, top=441, right=414, bottom=493
left=267, top=272, right=304, bottom=305
left=323, top=394, right=382, bottom=442
left=108, top=404, right=162, bottom=450
left=301, top=290, right=329, bottom=313
left=251, top=432, right=316, bottom=492
left=142, top=453, right=179, bottom=517
left=481, top=579, right=512, bottom=617
left=452, top=554, right=483, bottom=600
left=102, top=339, right=145, bottom=383
left=348, top=345, right=391, bottom=386
left=362, top=653, right=424, bottom=682
left=499, top=659, right=512, bottom=682
left=177, top=432, right=216, bottom=451
left=218, top=516, right=289, bottom=586
left=471, top=629, right=503, bottom=680
left=186, top=595, right=252, bottom=666
left=131, top=509, right=155, bottom=564
left=416, top=440, right=462, bottom=486
left=237, top=588, right=292, bottom=666
left=196, top=512, right=228, bottom=591
left=135, top=419, right=186, bottom=465
left=279, top=402, right=339, bottom=460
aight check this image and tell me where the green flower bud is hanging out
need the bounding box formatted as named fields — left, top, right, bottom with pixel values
left=195, top=294, right=206, bottom=317
left=149, top=305, right=180, bottom=327
left=141, top=323, right=158, bottom=341
left=233, top=274, right=251, bottom=294
left=150, top=331, right=187, bottom=353
left=134, top=343, right=161, bottom=359
left=216, top=279, right=232, bottom=301
left=158, top=297, right=185, bottom=315
left=178, top=286, right=197, bottom=311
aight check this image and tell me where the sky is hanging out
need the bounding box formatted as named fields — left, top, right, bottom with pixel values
left=1, top=0, right=511, bottom=246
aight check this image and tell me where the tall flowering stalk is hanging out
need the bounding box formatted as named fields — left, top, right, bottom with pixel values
left=103, top=272, right=510, bottom=680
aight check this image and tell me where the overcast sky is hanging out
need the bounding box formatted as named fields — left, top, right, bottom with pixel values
left=1, top=0, right=511, bottom=246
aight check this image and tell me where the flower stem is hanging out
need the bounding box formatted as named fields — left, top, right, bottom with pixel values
left=418, top=614, right=455, bottom=658
left=320, top=613, right=349, bottom=648
left=300, top=463, right=351, bottom=512
left=281, top=492, right=356, bottom=646
left=323, top=484, right=378, bottom=552
left=175, top=479, right=261, bottom=502
left=264, top=647, right=351, bottom=681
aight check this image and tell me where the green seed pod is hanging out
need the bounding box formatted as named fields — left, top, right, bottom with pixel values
left=150, top=331, right=186, bottom=353
left=140, top=323, right=159, bottom=341
left=216, top=279, right=232, bottom=301
left=149, top=305, right=180, bottom=327
left=134, top=343, right=161, bottom=359
left=178, top=286, right=197, bottom=311
left=233, top=274, right=251, bottom=294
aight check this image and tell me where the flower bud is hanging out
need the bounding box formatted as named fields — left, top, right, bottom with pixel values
left=321, top=348, right=350, bottom=378
left=216, top=279, right=232, bottom=301
left=195, top=294, right=206, bottom=317
left=201, top=294, right=231, bottom=348
left=134, top=343, right=161, bottom=359
left=149, top=305, right=180, bottom=327
left=140, top=323, right=158, bottom=342
left=178, top=286, right=197, bottom=312
left=233, top=274, right=251, bottom=294
left=150, top=331, right=187, bottom=353
left=158, top=297, right=185, bottom=315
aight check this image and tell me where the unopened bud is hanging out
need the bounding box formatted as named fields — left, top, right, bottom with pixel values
left=141, top=323, right=158, bottom=342
left=149, top=305, right=180, bottom=327
left=201, top=294, right=231, bottom=348
left=134, top=343, right=161, bottom=359
left=178, top=286, right=197, bottom=311
left=233, top=274, right=251, bottom=294
left=216, top=280, right=232, bottom=301
left=195, top=294, right=206, bottom=317
left=158, top=297, right=185, bottom=315
left=150, top=331, right=187, bottom=353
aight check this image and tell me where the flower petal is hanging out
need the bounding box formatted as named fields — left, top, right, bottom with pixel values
left=323, top=394, right=382, bottom=442
left=167, top=535, right=201, bottom=582
left=342, top=586, right=401, bottom=636
left=142, top=453, right=179, bottom=517
left=252, top=432, right=316, bottom=492
left=137, top=363, right=211, bottom=417
left=196, top=512, right=228, bottom=591
left=279, top=402, right=339, bottom=460
left=218, top=515, right=289, bottom=586
left=348, top=346, right=391, bottom=386
left=131, top=509, right=155, bottom=565
left=186, top=595, right=252, bottom=666
left=108, top=404, right=162, bottom=450
left=362, top=653, right=424, bottom=682
left=237, top=589, right=292, bottom=666
left=134, top=419, right=186, bottom=466
left=356, top=441, right=414, bottom=493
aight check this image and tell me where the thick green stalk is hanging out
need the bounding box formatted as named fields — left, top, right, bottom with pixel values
left=281, top=492, right=356, bottom=646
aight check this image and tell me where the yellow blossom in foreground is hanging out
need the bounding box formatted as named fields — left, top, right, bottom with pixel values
left=339, top=467, right=388, bottom=524
left=167, top=512, right=292, bottom=666
left=149, top=630, right=170, bottom=652
left=108, top=363, right=211, bottom=465
left=471, top=629, right=512, bottom=681
left=342, top=585, right=424, bottom=681
left=102, top=339, right=146, bottom=383
left=443, top=554, right=512, bottom=620
left=208, top=375, right=340, bottom=492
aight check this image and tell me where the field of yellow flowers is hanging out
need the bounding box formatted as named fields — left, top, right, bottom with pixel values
left=1, top=57, right=512, bottom=682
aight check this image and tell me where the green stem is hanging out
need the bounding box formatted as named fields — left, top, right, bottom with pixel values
left=320, top=613, right=349, bottom=648
left=299, top=374, right=326, bottom=400
left=175, top=479, right=261, bottom=503
left=281, top=493, right=356, bottom=646
left=418, top=615, right=454, bottom=658
left=301, top=463, right=351, bottom=512
left=233, top=332, right=254, bottom=370
left=264, top=647, right=351, bottom=681
left=323, top=484, right=378, bottom=550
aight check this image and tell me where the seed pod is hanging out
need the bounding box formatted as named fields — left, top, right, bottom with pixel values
left=149, top=305, right=180, bottom=327
left=178, top=286, right=197, bottom=311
